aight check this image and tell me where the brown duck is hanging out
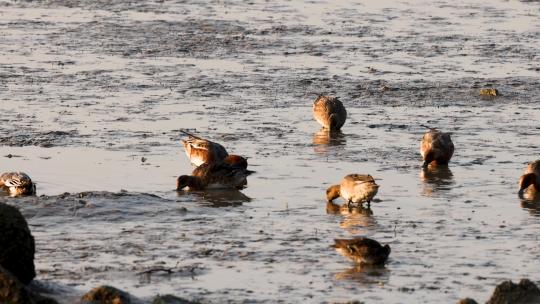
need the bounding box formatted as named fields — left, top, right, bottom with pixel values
left=180, top=131, right=248, bottom=169
left=518, top=160, right=540, bottom=199
left=420, top=128, right=454, bottom=167
left=177, top=162, right=253, bottom=191
left=0, top=172, right=36, bottom=196
left=312, top=95, right=347, bottom=130
left=332, top=237, right=390, bottom=265
left=326, top=174, right=379, bottom=208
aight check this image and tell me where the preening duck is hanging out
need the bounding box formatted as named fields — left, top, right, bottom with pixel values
left=518, top=160, right=540, bottom=199
left=0, top=172, right=36, bottom=196
left=180, top=130, right=248, bottom=169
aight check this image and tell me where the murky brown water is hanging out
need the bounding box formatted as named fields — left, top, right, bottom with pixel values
left=1, top=0, right=539, bottom=303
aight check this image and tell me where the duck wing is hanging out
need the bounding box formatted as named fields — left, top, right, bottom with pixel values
left=192, top=162, right=250, bottom=188
left=1, top=172, right=33, bottom=187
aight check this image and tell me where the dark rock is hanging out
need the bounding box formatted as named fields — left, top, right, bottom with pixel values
left=457, top=298, right=478, bottom=304
left=81, top=285, right=132, bottom=304
left=0, top=265, right=33, bottom=304
left=0, top=266, right=58, bottom=304
left=486, top=279, right=540, bottom=304
left=0, top=203, right=36, bottom=284
left=152, top=294, right=200, bottom=304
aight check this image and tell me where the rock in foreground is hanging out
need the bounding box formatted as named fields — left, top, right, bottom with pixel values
left=486, top=279, right=540, bottom=304
left=81, top=285, right=132, bottom=304
left=0, top=265, right=57, bottom=304
left=152, top=294, right=200, bottom=304
left=0, top=203, right=36, bottom=284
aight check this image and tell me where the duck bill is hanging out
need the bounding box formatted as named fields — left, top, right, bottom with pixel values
left=518, top=188, right=526, bottom=199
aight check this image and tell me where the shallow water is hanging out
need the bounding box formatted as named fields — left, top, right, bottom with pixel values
left=0, top=0, right=539, bottom=303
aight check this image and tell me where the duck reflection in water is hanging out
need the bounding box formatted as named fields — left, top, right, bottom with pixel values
left=420, top=165, right=454, bottom=197
left=176, top=189, right=251, bottom=207
left=326, top=201, right=376, bottom=235
left=312, top=129, right=346, bottom=154
left=520, top=199, right=540, bottom=216
left=334, top=263, right=390, bottom=285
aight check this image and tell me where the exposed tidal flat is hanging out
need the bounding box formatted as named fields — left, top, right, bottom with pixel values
left=0, top=0, right=539, bottom=303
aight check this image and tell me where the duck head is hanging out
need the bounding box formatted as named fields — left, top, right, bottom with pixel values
left=518, top=173, right=539, bottom=198
left=224, top=154, right=248, bottom=169
left=326, top=185, right=341, bottom=202
left=176, top=175, right=197, bottom=190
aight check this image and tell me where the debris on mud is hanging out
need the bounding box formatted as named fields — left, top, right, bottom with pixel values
left=479, top=88, right=499, bottom=97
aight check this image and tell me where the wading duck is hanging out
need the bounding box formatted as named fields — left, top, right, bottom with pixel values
left=332, top=237, right=390, bottom=265
left=313, top=95, right=347, bottom=130
left=180, top=131, right=248, bottom=169
left=0, top=172, right=36, bottom=196
left=176, top=162, right=253, bottom=191
left=518, top=160, right=540, bottom=199
left=326, top=174, right=379, bottom=208
left=420, top=128, right=454, bottom=167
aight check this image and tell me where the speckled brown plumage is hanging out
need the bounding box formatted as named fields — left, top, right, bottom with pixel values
left=420, top=128, right=454, bottom=167
left=519, top=160, right=540, bottom=199
left=327, top=174, right=379, bottom=208
left=312, top=95, right=347, bottom=130
left=0, top=172, right=36, bottom=196
left=177, top=162, right=253, bottom=191
left=181, top=131, right=248, bottom=169
left=332, top=237, right=390, bottom=265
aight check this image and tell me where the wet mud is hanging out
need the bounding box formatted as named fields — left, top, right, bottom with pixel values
left=0, top=0, right=539, bottom=303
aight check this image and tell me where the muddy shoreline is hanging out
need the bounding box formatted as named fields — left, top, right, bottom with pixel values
left=1, top=0, right=539, bottom=303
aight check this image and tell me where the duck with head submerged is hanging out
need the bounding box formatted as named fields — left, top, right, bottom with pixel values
left=420, top=126, right=454, bottom=168
left=326, top=174, right=379, bottom=208
left=0, top=172, right=36, bottom=196
left=312, top=95, right=347, bottom=131
left=180, top=130, right=248, bottom=169
left=176, top=162, right=254, bottom=191
left=518, top=160, right=540, bottom=200
left=332, top=237, right=390, bottom=265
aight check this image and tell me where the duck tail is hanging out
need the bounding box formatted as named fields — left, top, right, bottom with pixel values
left=180, top=130, right=203, bottom=140
left=244, top=169, right=256, bottom=175
left=420, top=124, right=437, bottom=130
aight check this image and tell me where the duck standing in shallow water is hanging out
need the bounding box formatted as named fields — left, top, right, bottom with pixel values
left=332, top=237, right=390, bottom=265
left=176, top=162, right=253, bottom=191
left=518, top=160, right=540, bottom=199
left=180, top=131, right=248, bottom=169
left=313, top=95, right=347, bottom=130
left=0, top=172, right=36, bottom=196
left=420, top=128, right=454, bottom=167
left=326, top=174, right=379, bottom=208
